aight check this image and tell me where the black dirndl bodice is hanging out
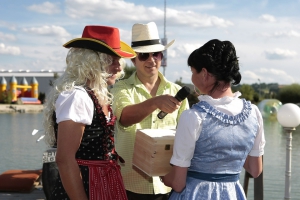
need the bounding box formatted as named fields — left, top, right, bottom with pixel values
left=46, top=87, right=119, bottom=200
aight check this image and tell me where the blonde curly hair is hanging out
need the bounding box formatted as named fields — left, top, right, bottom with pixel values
left=43, top=48, right=125, bottom=147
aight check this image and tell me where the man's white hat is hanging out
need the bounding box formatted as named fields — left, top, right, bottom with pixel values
left=131, top=22, right=175, bottom=53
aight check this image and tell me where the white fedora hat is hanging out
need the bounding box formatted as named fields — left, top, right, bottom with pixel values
left=131, top=22, right=175, bottom=53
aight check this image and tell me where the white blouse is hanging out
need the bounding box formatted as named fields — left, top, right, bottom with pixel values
left=170, top=92, right=266, bottom=167
left=55, top=86, right=94, bottom=125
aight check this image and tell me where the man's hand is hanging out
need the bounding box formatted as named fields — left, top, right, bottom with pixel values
left=155, top=95, right=182, bottom=114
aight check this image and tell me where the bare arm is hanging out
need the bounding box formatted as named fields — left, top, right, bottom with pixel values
left=161, top=166, right=188, bottom=193
left=243, top=155, right=263, bottom=178
left=56, top=120, right=88, bottom=200
left=119, top=95, right=181, bottom=127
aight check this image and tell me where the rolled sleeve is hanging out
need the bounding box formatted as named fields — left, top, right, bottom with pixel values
left=111, top=81, right=137, bottom=130
left=249, top=105, right=266, bottom=157
left=170, top=110, right=202, bottom=167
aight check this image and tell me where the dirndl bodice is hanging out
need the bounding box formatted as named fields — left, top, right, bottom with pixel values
left=169, top=99, right=259, bottom=200
left=49, top=88, right=124, bottom=200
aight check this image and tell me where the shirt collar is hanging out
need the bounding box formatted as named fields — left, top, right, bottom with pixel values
left=198, top=91, right=242, bottom=105
left=127, top=71, right=169, bottom=88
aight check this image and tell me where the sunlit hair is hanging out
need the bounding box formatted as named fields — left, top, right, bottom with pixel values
left=43, top=48, right=123, bottom=147
left=116, top=58, right=126, bottom=79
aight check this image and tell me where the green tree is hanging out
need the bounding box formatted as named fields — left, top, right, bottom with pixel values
left=239, top=84, right=255, bottom=102
left=278, top=84, right=300, bottom=104
left=187, top=91, right=199, bottom=107
left=253, top=93, right=260, bottom=103
left=123, top=65, right=136, bottom=79
left=175, top=77, right=183, bottom=86
left=0, top=91, right=12, bottom=104
left=174, top=78, right=199, bottom=107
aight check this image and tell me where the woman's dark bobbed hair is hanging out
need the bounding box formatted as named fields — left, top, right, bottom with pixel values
left=188, top=39, right=241, bottom=85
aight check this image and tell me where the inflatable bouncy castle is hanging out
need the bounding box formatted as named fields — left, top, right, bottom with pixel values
left=0, top=76, right=41, bottom=104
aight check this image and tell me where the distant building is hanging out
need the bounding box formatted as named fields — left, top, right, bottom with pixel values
left=0, top=70, right=63, bottom=95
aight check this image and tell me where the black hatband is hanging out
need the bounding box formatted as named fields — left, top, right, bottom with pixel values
left=131, top=39, right=160, bottom=47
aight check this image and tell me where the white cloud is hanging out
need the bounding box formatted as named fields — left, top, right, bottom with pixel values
left=264, top=48, right=297, bottom=60
left=0, top=43, right=21, bottom=55
left=27, top=2, right=61, bottom=14
left=172, top=69, right=191, bottom=82
left=259, top=14, right=276, bottom=22
left=258, top=68, right=295, bottom=83
left=169, top=43, right=200, bottom=60
left=172, top=3, right=216, bottom=11
left=261, top=30, right=300, bottom=38
left=0, top=20, right=17, bottom=31
left=65, top=0, right=233, bottom=28
left=242, top=71, right=260, bottom=82
left=242, top=68, right=296, bottom=84
left=179, top=43, right=201, bottom=55
left=65, top=0, right=136, bottom=20
left=273, top=30, right=300, bottom=38
left=0, top=32, right=16, bottom=41
left=1, top=0, right=299, bottom=85
left=23, top=25, right=70, bottom=37
left=167, top=11, right=234, bottom=28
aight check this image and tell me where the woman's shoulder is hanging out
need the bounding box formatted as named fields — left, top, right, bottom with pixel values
left=57, top=86, right=91, bottom=106
left=59, top=86, right=88, bottom=96
left=181, top=107, right=204, bottom=121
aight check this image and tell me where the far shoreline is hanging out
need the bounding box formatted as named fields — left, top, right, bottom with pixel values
left=0, top=104, right=44, bottom=113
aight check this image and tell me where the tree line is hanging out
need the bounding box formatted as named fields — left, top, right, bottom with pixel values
left=124, top=66, right=300, bottom=107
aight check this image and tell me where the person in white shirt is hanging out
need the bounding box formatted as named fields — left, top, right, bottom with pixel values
left=42, top=25, right=136, bottom=200
left=161, top=39, right=265, bottom=200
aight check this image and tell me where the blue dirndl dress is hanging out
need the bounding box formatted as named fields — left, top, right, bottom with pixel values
left=169, top=99, right=259, bottom=200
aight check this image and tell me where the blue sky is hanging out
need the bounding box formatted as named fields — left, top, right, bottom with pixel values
left=0, top=0, right=300, bottom=85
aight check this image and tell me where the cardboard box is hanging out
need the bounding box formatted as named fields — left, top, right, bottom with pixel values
left=132, top=129, right=175, bottom=176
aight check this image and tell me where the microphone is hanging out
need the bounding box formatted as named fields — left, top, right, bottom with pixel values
left=157, top=86, right=190, bottom=119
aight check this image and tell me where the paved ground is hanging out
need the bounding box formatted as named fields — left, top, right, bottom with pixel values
left=0, top=186, right=45, bottom=200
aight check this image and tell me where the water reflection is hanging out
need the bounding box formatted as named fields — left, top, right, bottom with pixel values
left=0, top=113, right=47, bottom=174
left=241, top=117, right=300, bottom=200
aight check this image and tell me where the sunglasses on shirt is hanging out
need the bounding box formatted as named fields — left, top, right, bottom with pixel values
left=137, top=52, right=163, bottom=61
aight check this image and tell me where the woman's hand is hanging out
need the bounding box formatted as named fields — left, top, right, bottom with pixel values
left=163, top=166, right=188, bottom=193
left=243, top=155, right=263, bottom=178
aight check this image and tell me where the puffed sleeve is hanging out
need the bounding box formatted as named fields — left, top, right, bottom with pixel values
left=55, top=87, right=94, bottom=125
left=170, top=109, right=202, bottom=167
left=249, top=105, right=266, bottom=157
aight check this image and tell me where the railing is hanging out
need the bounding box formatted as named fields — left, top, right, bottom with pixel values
left=243, top=156, right=264, bottom=200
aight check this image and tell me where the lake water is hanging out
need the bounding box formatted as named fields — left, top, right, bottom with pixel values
left=0, top=113, right=300, bottom=199
left=0, top=113, right=47, bottom=174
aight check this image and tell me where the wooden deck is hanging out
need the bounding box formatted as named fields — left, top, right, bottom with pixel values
left=0, top=186, right=45, bottom=200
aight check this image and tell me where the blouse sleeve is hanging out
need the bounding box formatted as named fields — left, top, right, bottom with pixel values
left=249, top=105, right=266, bottom=157
left=55, top=87, right=94, bottom=125
left=170, top=109, right=202, bottom=167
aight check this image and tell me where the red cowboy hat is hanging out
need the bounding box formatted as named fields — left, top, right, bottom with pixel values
left=63, top=25, right=136, bottom=58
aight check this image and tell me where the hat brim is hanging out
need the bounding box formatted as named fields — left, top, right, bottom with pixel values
left=132, top=40, right=175, bottom=53
left=63, top=38, right=136, bottom=58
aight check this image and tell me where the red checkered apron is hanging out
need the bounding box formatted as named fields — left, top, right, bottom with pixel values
left=77, top=159, right=127, bottom=200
